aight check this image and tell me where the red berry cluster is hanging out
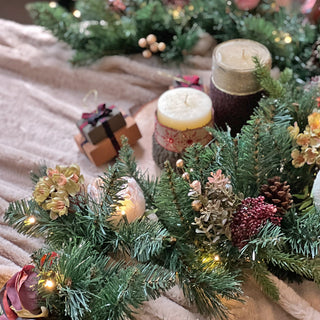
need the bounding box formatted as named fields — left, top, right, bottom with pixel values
left=230, top=196, right=281, bottom=249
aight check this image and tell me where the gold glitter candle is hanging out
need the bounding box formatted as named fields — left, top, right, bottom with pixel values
left=210, top=39, right=272, bottom=135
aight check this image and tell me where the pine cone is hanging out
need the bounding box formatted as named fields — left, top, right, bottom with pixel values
left=260, top=176, right=293, bottom=215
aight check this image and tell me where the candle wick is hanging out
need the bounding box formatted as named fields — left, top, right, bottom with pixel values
left=185, top=94, right=189, bottom=105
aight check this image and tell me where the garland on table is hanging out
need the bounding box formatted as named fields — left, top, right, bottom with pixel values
left=2, top=62, right=320, bottom=319
left=27, top=0, right=320, bottom=81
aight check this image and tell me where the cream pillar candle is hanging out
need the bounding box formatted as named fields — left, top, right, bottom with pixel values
left=212, top=39, right=272, bottom=95
left=157, top=87, right=213, bottom=131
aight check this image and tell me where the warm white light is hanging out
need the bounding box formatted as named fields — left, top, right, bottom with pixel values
left=274, top=37, right=280, bottom=43
left=284, top=35, right=292, bottom=44
left=121, top=210, right=126, bottom=216
left=44, top=279, right=55, bottom=289
left=49, top=2, right=57, bottom=8
left=73, top=10, right=81, bottom=18
left=214, top=255, right=220, bottom=261
left=26, top=216, right=36, bottom=224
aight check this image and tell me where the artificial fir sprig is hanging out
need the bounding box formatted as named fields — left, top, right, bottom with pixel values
left=27, top=0, right=320, bottom=80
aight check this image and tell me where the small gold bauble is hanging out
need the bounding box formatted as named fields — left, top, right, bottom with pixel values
left=191, top=200, right=202, bottom=211
left=138, top=38, right=147, bottom=48
left=182, top=172, right=190, bottom=181
left=142, top=49, right=152, bottom=59
left=176, top=159, right=184, bottom=168
left=150, top=42, right=159, bottom=53
left=146, top=34, right=157, bottom=45
left=158, top=42, right=166, bottom=52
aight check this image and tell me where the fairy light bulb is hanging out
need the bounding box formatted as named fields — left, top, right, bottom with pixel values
left=214, top=255, right=220, bottom=261
left=25, top=216, right=36, bottom=225
left=73, top=10, right=81, bottom=18
left=44, top=279, right=56, bottom=290
left=284, top=35, right=292, bottom=44
left=172, top=9, right=180, bottom=19
left=202, top=257, right=211, bottom=263
left=49, top=1, right=57, bottom=8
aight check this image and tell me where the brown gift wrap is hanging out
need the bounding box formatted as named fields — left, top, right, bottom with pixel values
left=77, top=104, right=126, bottom=145
left=209, top=39, right=272, bottom=135
left=74, top=116, right=141, bottom=166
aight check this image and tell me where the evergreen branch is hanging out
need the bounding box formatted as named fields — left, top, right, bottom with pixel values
left=282, top=208, right=320, bottom=258
left=251, top=262, right=279, bottom=301
left=155, top=161, right=194, bottom=238
left=36, top=242, right=111, bottom=320
left=237, top=116, right=263, bottom=196
left=241, top=221, right=285, bottom=255
left=263, top=248, right=314, bottom=280
left=111, top=219, right=169, bottom=262
left=182, top=143, right=216, bottom=185
left=205, top=127, right=240, bottom=193
left=137, top=262, right=176, bottom=299
left=253, top=56, right=286, bottom=98
left=179, top=264, right=243, bottom=320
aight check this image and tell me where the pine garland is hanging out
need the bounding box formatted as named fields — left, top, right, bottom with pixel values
left=3, top=62, right=320, bottom=319
left=26, top=0, right=320, bottom=80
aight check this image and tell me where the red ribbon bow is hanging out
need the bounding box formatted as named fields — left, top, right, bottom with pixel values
left=175, top=75, right=203, bottom=91
left=80, top=104, right=114, bottom=130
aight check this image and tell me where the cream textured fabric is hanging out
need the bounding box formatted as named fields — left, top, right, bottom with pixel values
left=0, top=18, right=320, bottom=320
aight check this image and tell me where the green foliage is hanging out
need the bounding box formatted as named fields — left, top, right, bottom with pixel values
left=154, top=161, right=195, bottom=239
left=26, top=0, right=320, bottom=79
left=282, top=208, right=320, bottom=258
left=179, top=263, right=242, bottom=319
left=111, top=219, right=169, bottom=262
left=251, top=262, right=279, bottom=301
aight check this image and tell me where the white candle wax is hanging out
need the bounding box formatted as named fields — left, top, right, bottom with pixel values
left=212, top=39, right=272, bottom=95
left=215, top=39, right=270, bottom=70
left=157, top=88, right=212, bottom=131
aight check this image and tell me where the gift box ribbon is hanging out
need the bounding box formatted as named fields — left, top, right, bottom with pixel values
left=175, top=75, right=204, bottom=91
left=80, top=104, right=120, bottom=152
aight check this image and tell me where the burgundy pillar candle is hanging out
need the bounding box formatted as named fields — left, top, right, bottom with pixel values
left=209, top=39, right=272, bottom=135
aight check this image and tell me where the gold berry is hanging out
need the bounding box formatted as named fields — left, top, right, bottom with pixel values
left=138, top=38, right=147, bottom=48
left=182, top=172, right=190, bottom=181
left=150, top=42, right=159, bottom=53
left=146, top=34, right=157, bottom=45
left=191, top=200, right=202, bottom=211
left=158, top=42, right=166, bottom=52
left=176, top=159, right=184, bottom=168
left=142, top=49, right=152, bottom=59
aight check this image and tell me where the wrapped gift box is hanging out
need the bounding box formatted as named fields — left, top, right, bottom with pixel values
left=74, top=116, right=141, bottom=166
left=77, top=104, right=126, bottom=145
